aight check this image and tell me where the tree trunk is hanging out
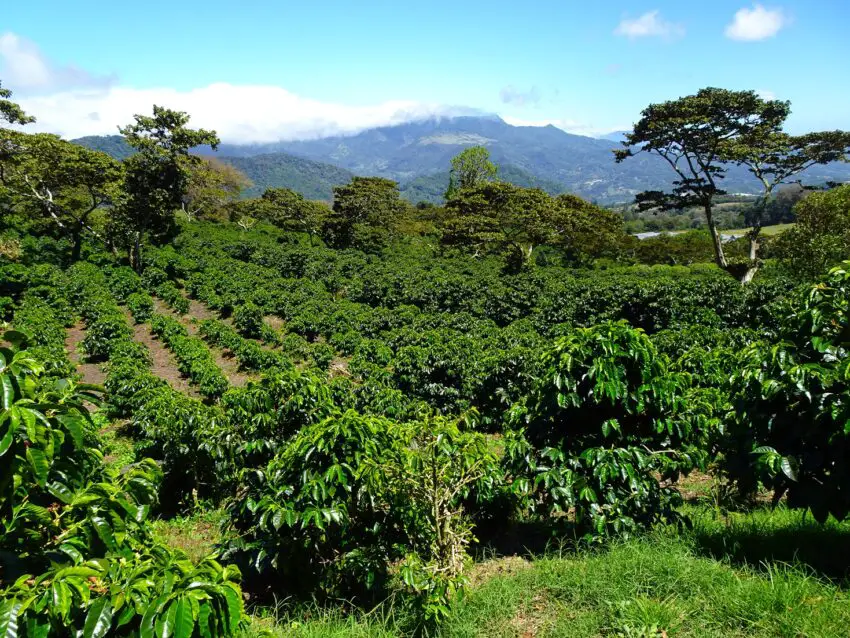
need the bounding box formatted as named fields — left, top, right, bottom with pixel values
left=740, top=226, right=762, bottom=284
left=704, top=202, right=728, bottom=270
left=132, top=231, right=142, bottom=273
left=740, top=264, right=759, bottom=284
left=71, top=229, right=82, bottom=262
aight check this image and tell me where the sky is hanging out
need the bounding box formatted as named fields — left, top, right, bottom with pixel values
left=2, top=1, right=849, bottom=143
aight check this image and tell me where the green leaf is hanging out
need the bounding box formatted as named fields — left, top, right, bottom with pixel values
left=173, top=599, right=195, bottom=638
left=156, top=599, right=177, bottom=638
left=56, top=414, right=85, bottom=449
left=1, top=375, right=14, bottom=410
left=48, top=481, right=75, bottom=504
left=26, top=447, right=49, bottom=487
left=781, top=456, right=799, bottom=482
left=197, top=604, right=212, bottom=638
left=51, top=581, right=71, bottom=620
left=0, top=600, right=22, bottom=638
left=91, top=516, right=117, bottom=552
left=0, top=421, right=13, bottom=457
left=82, top=597, right=113, bottom=638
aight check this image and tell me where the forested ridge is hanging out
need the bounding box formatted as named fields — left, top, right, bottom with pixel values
left=4, top=81, right=850, bottom=636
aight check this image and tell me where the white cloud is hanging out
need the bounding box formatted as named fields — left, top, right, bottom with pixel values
left=499, top=85, right=541, bottom=106
left=15, top=83, right=469, bottom=143
left=1, top=30, right=471, bottom=143
left=756, top=89, right=777, bottom=100
left=0, top=32, right=114, bottom=91
left=725, top=5, right=788, bottom=41
left=614, top=11, right=685, bottom=40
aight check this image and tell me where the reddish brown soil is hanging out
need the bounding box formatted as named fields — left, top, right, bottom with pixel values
left=153, top=297, right=253, bottom=388
left=65, top=323, right=107, bottom=386
left=128, top=314, right=201, bottom=398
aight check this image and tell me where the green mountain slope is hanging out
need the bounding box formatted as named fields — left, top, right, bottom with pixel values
left=218, top=153, right=354, bottom=201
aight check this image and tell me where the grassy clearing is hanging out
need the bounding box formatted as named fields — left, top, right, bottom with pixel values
left=724, top=223, right=795, bottom=237
left=150, top=508, right=227, bottom=564
left=231, top=503, right=850, bottom=637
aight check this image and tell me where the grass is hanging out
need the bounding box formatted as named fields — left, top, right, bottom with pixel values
left=230, top=502, right=850, bottom=637
left=724, top=222, right=795, bottom=237
left=145, top=466, right=850, bottom=636
left=150, top=508, right=227, bottom=564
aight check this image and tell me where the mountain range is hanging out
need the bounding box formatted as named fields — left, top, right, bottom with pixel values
left=74, top=115, right=850, bottom=204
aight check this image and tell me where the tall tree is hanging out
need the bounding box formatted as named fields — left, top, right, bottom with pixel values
left=1, top=84, right=121, bottom=258
left=323, top=177, right=407, bottom=251
left=616, top=88, right=850, bottom=283
left=116, top=106, right=219, bottom=271
left=445, top=146, right=497, bottom=200
left=615, top=88, right=788, bottom=280
left=442, top=182, right=555, bottom=270
left=0, top=133, right=121, bottom=259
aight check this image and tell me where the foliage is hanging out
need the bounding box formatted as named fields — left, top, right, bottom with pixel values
left=115, top=106, right=220, bottom=271
left=150, top=313, right=229, bottom=399
left=0, top=331, right=244, bottom=636
left=773, top=184, right=850, bottom=280
left=508, top=322, right=706, bottom=537
left=323, top=177, right=408, bottom=251
left=223, top=412, right=500, bottom=624
left=251, top=187, right=330, bottom=242
left=724, top=262, right=850, bottom=521
left=0, top=131, right=122, bottom=260
left=444, top=146, right=497, bottom=200
left=127, top=291, right=155, bottom=323
left=182, top=157, right=251, bottom=222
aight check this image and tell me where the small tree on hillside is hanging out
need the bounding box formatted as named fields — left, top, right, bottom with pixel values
left=551, top=193, right=626, bottom=264
left=444, top=146, right=497, bottom=200
left=442, top=181, right=554, bottom=270
left=773, top=184, right=850, bottom=280
left=181, top=157, right=251, bottom=222
left=116, top=105, right=219, bottom=271
left=256, top=187, right=330, bottom=244
left=323, top=177, right=407, bottom=251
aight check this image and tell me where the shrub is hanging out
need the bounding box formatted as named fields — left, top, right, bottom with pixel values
left=507, top=322, right=706, bottom=538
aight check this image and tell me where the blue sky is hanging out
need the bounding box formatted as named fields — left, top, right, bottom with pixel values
left=2, top=1, right=848, bottom=142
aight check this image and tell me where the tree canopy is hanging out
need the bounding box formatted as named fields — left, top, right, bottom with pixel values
left=323, top=176, right=407, bottom=251
left=445, top=145, right=498, bottom=200
left=115, top=105, right=220, bottom=271
left=616, top=87, right=850, bottom=283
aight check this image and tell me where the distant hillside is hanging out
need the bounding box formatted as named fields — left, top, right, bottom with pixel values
left=222, top=116, right=850, bottom=204
left=71, top=135, right=353, bottom=201
left=217, top=153, right=354, bottom=201
left=400, top=164, right=570, bottom=204
left=74, top=116, right=850, bottom=206
left=73, top=135, right=135, bottom=160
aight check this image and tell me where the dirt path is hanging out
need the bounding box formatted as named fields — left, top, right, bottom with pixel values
left=65, top=323, right=107, bottom=386
left=153, top=297, right=254, bottom=388
left=126, top=312, right=201, bottom=399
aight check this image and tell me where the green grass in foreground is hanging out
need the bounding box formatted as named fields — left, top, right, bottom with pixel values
left=237, top=505, right=850, bottom=637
